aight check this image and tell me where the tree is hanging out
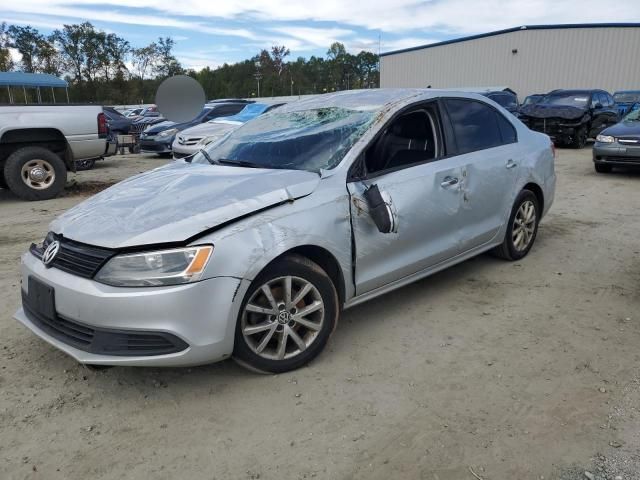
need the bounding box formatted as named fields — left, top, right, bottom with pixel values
left=132, top=43, right=158, bottom=80
left=52, top=23, right=89, bottom=84
left=0, top=23, right=14, bottom=71
left=154, top=37, right=182, bottom=77
left=8, top=26, right=43, bottom=72
left=270, top=45, right=290, bottom=77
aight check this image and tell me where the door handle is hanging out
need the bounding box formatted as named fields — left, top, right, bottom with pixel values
left=440, top=176, right=459, bottom=188
left=506, top=159, right=518, bottom=169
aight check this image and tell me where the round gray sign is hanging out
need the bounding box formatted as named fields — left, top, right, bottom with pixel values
left=155, top=75, right=206, bottom=123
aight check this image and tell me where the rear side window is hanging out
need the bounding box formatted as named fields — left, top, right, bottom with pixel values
left=496, top=113, right=517, bottom=144
left=443, top=99, right=504, bottom=154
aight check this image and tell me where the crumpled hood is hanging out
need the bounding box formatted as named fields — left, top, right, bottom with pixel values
left=51, top=162, right=321, bottom=248
left=520, top=104, right=589, bottom=120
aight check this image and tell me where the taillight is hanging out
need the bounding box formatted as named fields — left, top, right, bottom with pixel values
left=550, top=141, right=556, bottom=159
left=97, top=112, right=108, bottom=138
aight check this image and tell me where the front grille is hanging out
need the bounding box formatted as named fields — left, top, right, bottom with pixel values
left=173, top=151, right=190, bottom=159
left=22, top=290, right=189, bottom=356
left=140, top=142, right=168, bottom=152
left=30, top=234, right=113, bottom=279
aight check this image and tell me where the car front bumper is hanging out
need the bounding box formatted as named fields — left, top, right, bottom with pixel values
left=172, top=143, right=200, bottom=159
left=593, top=143, right=640, bottom=166
left=139, top=136, right=174, bottom=153
left=14, top=252, right=249, bottom=367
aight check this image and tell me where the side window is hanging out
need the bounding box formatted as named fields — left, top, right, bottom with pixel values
left=606, top=94, right=615, bottom=107
left=363, top=105, right=440, bottom=175
left=443, top=99, right=503, bottom=154
left=496, top=113, right=517, bottom=144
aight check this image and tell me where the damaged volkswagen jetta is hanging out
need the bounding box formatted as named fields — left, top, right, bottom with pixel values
left=15, top=89, right=556, bottom=373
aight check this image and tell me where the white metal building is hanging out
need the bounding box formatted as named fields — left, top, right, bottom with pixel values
left=380, top=24, right=640, bottom=99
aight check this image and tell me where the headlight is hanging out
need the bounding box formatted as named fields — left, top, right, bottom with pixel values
left=596, top=134, right=615, bottom=144
left=95, top=245, right=213, bottom=287
left=157, top=128, right=179, bottom=138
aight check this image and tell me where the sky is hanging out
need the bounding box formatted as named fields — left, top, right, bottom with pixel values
left=2, top=0, right=640, bottom=71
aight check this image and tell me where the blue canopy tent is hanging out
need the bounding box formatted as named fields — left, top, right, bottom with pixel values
left=0, top=72, right=69, bottom=104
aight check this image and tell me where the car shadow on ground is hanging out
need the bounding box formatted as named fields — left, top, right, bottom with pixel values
left=36, top=251, right=508, bottom=398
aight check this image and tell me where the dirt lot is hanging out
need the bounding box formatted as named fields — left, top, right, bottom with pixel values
left=1, top=150, right=639, bottom=480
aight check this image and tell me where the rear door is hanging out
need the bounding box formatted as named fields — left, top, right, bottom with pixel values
left=441, top=98, right=522, bottom=250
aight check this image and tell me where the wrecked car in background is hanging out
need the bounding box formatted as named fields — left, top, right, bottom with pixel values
left=15, top=89, right=555, bottom=373
left=593, top=107, right=640, bottom=173
left=519, top=89, right=619, bottom=148
left=172, top=102, right=285, bottom=159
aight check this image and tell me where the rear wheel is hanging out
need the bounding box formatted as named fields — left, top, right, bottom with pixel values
left=4, top=146, right=67, bottom=201
left=492, top=190, right=540, bottom=261
left=594, top=163, right=612, bottom=173
left=0, top=168, right=7, bottom=189
left=233, top=254, right=339, bottom=373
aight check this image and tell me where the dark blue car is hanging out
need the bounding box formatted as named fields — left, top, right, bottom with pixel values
left=613, top=91, right=640, bottom=117
left=139, top=103, right=246, bottom=155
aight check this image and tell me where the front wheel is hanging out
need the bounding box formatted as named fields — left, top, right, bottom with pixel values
left=4, top=146, right=67, bottom=201
left=233, top=255, right=339, bottom=373
left=594, top=163, right=612, bottom=173
left=572, top=126, right=588, bottom=149
left=492, top=190, right=540, bottom=261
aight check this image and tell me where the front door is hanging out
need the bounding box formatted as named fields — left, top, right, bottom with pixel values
left=348, top=104, right=467, bottom=295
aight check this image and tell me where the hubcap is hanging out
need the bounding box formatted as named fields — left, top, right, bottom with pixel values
left=512, top=200, right=536, bottom=251
left=241, top=276, right=324, bottom=361
left=21, top=159, right=55, bottom=190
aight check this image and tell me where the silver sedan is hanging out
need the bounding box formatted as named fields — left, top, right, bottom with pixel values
left=15, top=89, right=556, bottom=373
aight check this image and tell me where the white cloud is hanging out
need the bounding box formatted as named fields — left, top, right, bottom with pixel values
left=269, top=26, right=353, bottom=48
left=3, top=0, right=640, bottom=38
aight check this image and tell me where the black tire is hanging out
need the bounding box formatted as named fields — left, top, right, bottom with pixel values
left=75, top=158, right=96, bottom=171
left=0, top=168, right=7, bottom=189
left=4, top=147, right=67, bottom=201
left=594, top=163, right=612, bottom=173
left=233, top=254, right=339, bottom=373
left=572, top=126, right=588, bottom=149
left=492, top=189, right=540, bottom=261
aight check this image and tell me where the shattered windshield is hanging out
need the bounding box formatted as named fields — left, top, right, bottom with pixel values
left=614, top=92, right=640, bottom=103
left=542, top=93, right=590, bottom=107
left=194, top=107, right=375, bottom=172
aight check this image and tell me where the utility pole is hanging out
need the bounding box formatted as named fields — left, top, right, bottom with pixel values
left=254, top=61, right=262, bottom=98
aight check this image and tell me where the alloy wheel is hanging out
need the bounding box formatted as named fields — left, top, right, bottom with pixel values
left=241, top=276, right=325, bottom=361
left=512, top=200, right=536, bottom=251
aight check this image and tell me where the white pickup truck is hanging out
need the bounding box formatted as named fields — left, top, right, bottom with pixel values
left=0, top=105, right=115, bottom=201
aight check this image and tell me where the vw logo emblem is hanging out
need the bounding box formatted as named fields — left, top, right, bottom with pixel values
left=42, top=240, right=60, bottom=267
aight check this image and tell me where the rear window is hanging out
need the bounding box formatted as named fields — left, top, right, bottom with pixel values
left=444, top=99, right=503, bottom=154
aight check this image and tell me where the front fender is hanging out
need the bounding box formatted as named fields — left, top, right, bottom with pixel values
left=198, top=182, right=355, bottom=299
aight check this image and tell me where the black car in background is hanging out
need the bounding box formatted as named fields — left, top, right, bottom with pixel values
left=103, top=107, right=133, bottom=136
left=521, top=94, right=545, bottom=108
left=139, top=102, right=246, bottom=154
left=482, top=90, right=519, bottom=115
left=519, top=89, right=619, bottom=148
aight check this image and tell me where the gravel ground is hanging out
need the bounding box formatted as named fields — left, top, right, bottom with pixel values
left=0, top=149, right=639, bottom=480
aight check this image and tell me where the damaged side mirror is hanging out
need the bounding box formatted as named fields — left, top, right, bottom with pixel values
left=363, top=184, right=396, bottom=234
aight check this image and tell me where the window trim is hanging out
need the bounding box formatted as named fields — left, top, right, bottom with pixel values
left=440, top=97, right=518, bottom=156
left=347, top=100, right=445, bottom=182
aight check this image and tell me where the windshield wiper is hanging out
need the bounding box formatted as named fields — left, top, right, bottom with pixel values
left=218, top=158, right=265, bottom=169
left=199, top=148, right=219, bottom=165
